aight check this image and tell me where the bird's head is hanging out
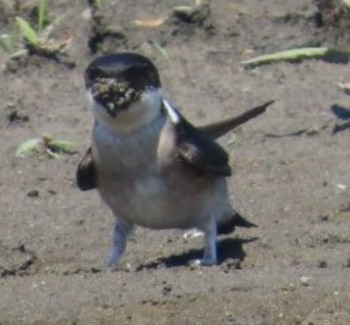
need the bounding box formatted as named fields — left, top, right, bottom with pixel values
left=85, top=52, right=163, bottom=133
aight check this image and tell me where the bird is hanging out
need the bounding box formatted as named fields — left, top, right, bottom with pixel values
left=76, top=52, right=273, bottom=269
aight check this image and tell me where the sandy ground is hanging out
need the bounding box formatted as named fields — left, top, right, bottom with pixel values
left=1, top=0, right=350, bottom=324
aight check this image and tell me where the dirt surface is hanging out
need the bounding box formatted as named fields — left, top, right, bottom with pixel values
left=1, top=0, right=350, bottom=324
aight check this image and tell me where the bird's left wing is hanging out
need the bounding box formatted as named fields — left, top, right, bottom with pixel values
left=76, top=147, right=97, bottom=191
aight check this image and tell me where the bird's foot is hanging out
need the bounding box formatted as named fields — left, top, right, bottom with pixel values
left=107, top=249, right=122, bottom=271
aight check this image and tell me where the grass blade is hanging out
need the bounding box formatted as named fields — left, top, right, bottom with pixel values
left=49, top=140, right=76, bottom=154
left=38, top=0, right=49, bottom=33
left=154, top=43, right=170, bottom=62
left=15, top=138, right=41, bottom=157
left=134, top=18, right=165, bottom=28
left=0, top=34, right=12, bottom=52
left=15, top=16, right=39, bottom=46
left=343, top=0, right=350, bottom=9
left=95, top=0, right=103, bottom=9
left=242, top=47, right=334, bottom=67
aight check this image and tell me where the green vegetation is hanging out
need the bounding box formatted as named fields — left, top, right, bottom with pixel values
left=342, top=0, right=350, bottom=10
left=242, top=47, right=350, bottom=67
left=38, top=0, right=49, bottom=33
left=0, top=33, right=15, bottom=54
left=0, top=0, right=69, bottom=59
left=15, top=0, right=69, bottom=56
left=16, top=134, right=76, bottom=159
left=153, top=43, right=170, bottom=62
left=15, top=17, right=41, bottom=48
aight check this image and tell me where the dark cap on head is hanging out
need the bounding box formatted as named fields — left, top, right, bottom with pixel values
left=85, top=52, right=161, bottom=90
left=85, top=53, right=161, bottom=114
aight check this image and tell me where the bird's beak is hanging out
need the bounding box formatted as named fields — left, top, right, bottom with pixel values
left=90, top=78, right=140, bottom=116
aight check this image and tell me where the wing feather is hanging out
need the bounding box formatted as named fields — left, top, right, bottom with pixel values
left=76, top=147, right=96, bottom=191
left=175, top=118, right=231, bottom=177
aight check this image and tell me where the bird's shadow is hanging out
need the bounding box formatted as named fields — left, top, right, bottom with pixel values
left=135, top=237, right=258, bottom=271
left=322, top=50, right=349, bottom=65
left=331, top=104, right=350, bottom=120
left=330, top=104, right=350, bottom=134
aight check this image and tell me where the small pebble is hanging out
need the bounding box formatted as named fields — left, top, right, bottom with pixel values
left=27, top=190, right=39, bottom=197
left=318, top=260, right=327, bottom=268
left=336, top=183, right=347, bottom=191
left=162, top=285, right=172, bottom=295
left=338, top=82, right=350, bottom=95
left=300, top=276, right=311, bottom=287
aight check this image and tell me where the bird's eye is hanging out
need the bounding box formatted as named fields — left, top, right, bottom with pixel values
left=88, top=67, right=102, bottom=81
left=85, top=67, right=104, bottom=88
left=124, top=66, right=149, bottom=90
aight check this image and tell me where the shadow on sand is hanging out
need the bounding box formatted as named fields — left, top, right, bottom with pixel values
left=136, top=237, right=258, bottom=271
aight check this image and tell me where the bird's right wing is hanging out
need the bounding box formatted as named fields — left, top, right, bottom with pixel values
left=76, top=147, right=97, bottom=191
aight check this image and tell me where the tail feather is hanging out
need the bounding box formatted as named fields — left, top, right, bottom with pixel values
left=217, top=211, right=257, bottom=235
left=199, top=100, right=274, bottom=140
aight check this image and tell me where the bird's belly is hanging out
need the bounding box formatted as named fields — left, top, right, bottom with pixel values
left=99, top=174, right=202, bottom=229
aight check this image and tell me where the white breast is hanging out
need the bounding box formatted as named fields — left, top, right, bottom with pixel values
left=92, top=109, right=228, bottom=230
left=92, top=113, right=176, bottom=228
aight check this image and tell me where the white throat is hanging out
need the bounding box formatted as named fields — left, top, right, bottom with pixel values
left=87, top=88, right=163, bottom=134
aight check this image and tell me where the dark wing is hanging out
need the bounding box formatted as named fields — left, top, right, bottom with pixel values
left=76, top=147, right=97, bottom=191
left=175, top=118, right=231, bottom=177
left=199, top=100, right=274, bottom=139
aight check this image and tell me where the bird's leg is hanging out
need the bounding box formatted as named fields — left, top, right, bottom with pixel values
left=199, top=216, right=218, bottom=266
left=107, top=218, right=134, bottom=270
